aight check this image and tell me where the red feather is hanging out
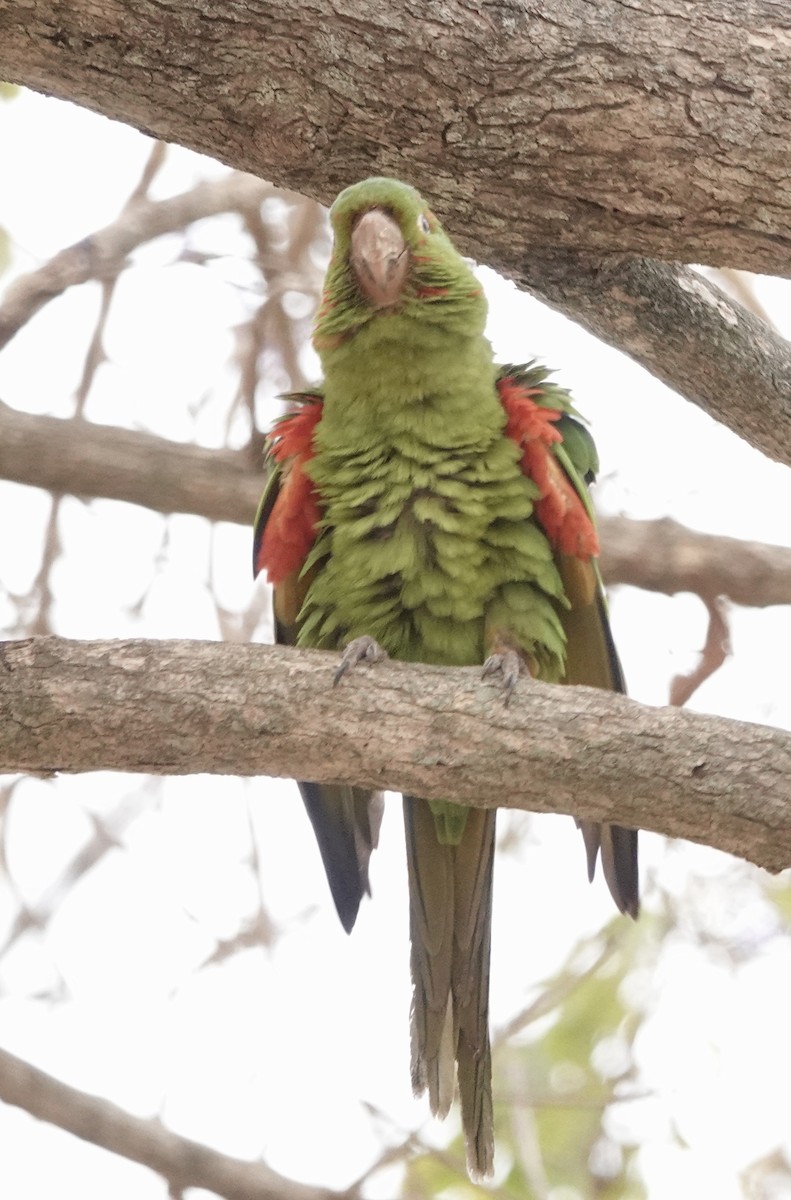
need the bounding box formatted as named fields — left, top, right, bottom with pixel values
left=497, top=376, right=599, bottom=559
left=256, top=401, right=323, bottom=585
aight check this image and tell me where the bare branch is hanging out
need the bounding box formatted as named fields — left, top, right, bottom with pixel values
left=2, top=403, right=789, bottom=610
left=0, top=173, right=272, bottom=350
left=669, top=597, right=731, bottom=708
left=0, top=784, right=157, bottom=960
left=597, top=515, right=791, bottom=608
left=0, top=400, right=262, bottom=523
left=0, top=1046, right=338, bottom=1200
left=1, top=637, right=789, bottom=873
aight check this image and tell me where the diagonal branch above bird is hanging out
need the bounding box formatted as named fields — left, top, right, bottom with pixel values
left=253, top=176, right=639, bottom=1178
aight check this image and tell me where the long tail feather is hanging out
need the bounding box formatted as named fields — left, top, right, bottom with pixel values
left=299, top=782, right=383, bottom=932
left=559, top=558, right=640, bottom=918
left=452, top=806, right=495, bottom=1178
left=404, top=796, right=495, bottom=1177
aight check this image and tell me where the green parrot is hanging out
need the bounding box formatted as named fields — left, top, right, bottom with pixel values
left=253, top=177, right=638, bottom=1176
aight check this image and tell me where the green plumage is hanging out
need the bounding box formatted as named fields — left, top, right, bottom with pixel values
left=253, top=178, right=638, bottom=1178
left=305, top=184, right=567, bottom=680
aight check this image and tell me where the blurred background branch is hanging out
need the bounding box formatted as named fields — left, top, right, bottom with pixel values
left=0, top=1046, right=339, bottom=1200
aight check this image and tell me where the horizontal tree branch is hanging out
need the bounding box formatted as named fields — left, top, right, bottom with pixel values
left=3, top=4, right=791, bottom=466
left=1, top=637, right=790, bottom=873
left=3, top=401, right=790, bottom=608
left=597, top=514, right=791, bottom=608
left=1, top=1, right=790, bottom=277
left=0, top=400, right=263, bottom=524
left=0, top=1045, right=336, bottom=1200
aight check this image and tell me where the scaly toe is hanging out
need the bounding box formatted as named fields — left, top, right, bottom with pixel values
left=481, top=649, right=525, bottom=706
left=334, top=635, right=389, bottom=685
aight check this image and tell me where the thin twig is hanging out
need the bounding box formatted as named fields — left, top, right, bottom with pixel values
left=0, top=1046, right=338, bottom=1200
left=669, top=597, right=731, bottom=708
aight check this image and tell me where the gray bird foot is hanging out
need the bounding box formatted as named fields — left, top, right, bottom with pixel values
left=481, top=648, right=525, bottom=706
left=334, top=635, right=389, bottom=685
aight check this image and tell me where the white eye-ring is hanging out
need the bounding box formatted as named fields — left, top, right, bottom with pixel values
left=418, top=213, right=431, bottom=234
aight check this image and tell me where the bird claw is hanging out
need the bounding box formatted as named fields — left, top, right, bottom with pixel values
left=481, top=649, right=525, bottom=706
left=334, top=636, right=389, bottom=685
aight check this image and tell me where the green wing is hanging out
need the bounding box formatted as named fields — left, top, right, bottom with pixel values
left=554, top=419, right=639, bottom=918
left=253, top=406, right=382, bottom=932
left=498, top=364, right=639, bottom=917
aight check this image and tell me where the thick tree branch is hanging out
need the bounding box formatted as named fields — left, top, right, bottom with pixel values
left=596, top=514, right=791, bottom=608
left=1, top=1, right=789, bottom=277
left=6, top=14, right=791, bottom=465
left=2, top=401, right=789, bottom=609
left=0, top=1046, right=337, bottom=1200
left=0, top=400, right=262, bottom=524
left=1, top=637, right=789, bottom=873
left=5, top=11, right=791, bottom=463
left=518, top=253, right=791, bottom=469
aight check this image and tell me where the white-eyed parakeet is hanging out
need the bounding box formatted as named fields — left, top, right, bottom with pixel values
left=253, top=177, right=638, bottom=1177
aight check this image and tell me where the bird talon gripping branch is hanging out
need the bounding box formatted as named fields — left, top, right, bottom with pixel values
left=333, top=635, right=389, bottom=685
left=481, top=648, right=524, bottom=705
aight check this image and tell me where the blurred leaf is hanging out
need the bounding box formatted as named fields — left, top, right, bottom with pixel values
left=403, top=1146, right=494, bottom=1199
left=493, top=917, right=659, bottom=1199
left=765, top=875, right=791, bottom=930
left=0, top=82, right=19, bottom=101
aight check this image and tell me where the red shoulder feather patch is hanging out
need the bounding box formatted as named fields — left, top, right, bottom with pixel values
left=256, top=400, right=323, bottom=586
left=497, top=376, right=599, bottom=559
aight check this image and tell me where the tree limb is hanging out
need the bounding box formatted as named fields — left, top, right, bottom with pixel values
left=596, top=514, right=791, bottom=608
left=669, top=596, right=730, bottom=708
left=1, top=1, right=790, bottom=276
left=1, top=636, right=789, bottom=873
left=0, top=400, right=262, bottom=524
left=0, top=1045, right=337, bottom=1200
left=4, top=7, right=791, bottom=462
left=2, top=401, right=789, bottom=609
left=518, top=253, right=791, bottom=468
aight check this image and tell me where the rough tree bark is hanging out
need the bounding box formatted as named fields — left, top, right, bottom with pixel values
left=2, top=3, right=791, bottom=461
left=1, top=1, right=789, bottom=274
left=2, top=636, right=790, bottom=874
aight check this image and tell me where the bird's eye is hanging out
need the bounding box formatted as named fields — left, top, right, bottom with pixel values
left=417, top=213, right=431, bottom=234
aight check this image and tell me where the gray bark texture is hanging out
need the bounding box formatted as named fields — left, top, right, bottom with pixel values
left=2, top=636, right=790, bottom=874
left=1, top=1, right=790, bottom=275
left=2, top=3, right=791, bottom=463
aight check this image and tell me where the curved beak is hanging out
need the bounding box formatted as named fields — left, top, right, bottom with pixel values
left=350, top=209, right=408, bottom=308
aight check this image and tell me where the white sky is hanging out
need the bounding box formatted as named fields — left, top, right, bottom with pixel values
left=1, top=87, right=791, bottom=1200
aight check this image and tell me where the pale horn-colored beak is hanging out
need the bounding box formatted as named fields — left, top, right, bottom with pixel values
left=350, top=209, right=409, bottom=308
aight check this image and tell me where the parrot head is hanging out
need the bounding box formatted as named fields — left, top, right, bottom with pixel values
left=313, top=177, right=486, bottom=352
